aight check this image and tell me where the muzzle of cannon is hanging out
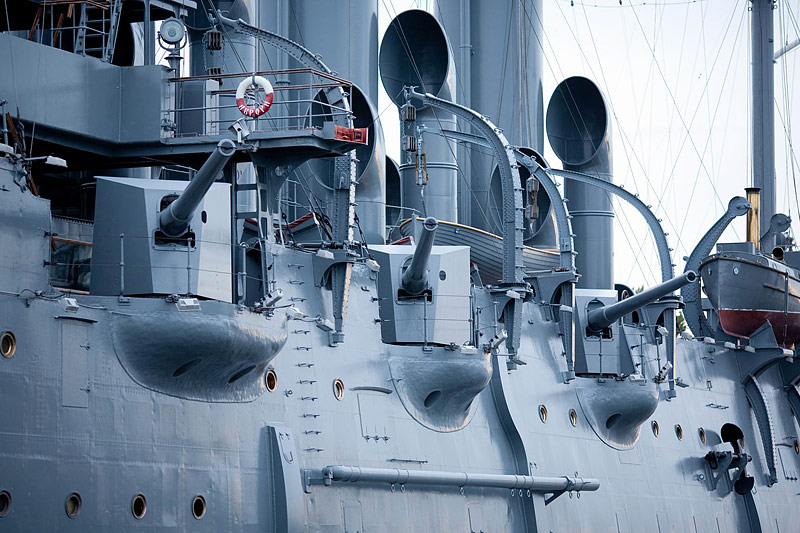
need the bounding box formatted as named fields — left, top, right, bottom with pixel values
left=159, top=139, right=237, bottom=237
left=399, top=217, right=438, bottom=298
left=586, top=271, right=697, bottom=333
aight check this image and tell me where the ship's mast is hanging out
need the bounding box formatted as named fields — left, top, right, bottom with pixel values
left=752, top=0, right=776, bottom=247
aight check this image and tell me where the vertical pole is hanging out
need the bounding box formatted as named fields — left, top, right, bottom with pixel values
left=238, top=243, right=247, bottom=307
left=118, top=233, right=125, bottom=297
left=752, top=0, right=776, bottom=248
left=186, top=238, right=192, bottom=296
left=639, top=333, right=645, bottom=380
left=665, top=308, right=677, bottom=399
left=1, top=100, right=7, bottom=145
left=458, top=0, right=471, bottom=226
left=597, top=336, right=604, bottom=383
left=143, top=0, right=153, bottom=66
left=423, top=299, right=429, bottom=351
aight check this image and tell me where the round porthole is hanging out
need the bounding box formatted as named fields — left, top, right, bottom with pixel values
left=699, top=427, right=707, bottom=444
left=651, top=420, right=660, bottom=437
left=569, top=409, right=578, bottom=427
left=539, top=404, right=548, bottom=423
left=675, top=424, right=683, bottom=441
left=333, top=379, right=345, bottom=401
left=65, top=493, right=81, bottom=519
left=192, top=495, right=206, bottom=520
left=131, top=494, right=146, bottom=520
left=1, top=331, right=15, bottom=359
left=794, top=439, right=799, bottom=455
left=439, top=270, right=446, bottom=280
left=265, top=369, right=277, bottom=392
left=0, top=491, right=10, bottom=517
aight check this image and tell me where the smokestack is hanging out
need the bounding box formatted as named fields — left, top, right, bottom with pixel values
left=546, top=76, right=613, bottom=289
left=274, top=1, right=386, bottom=243
left=380, top=9, right=458, bottom=223
left=435, top=0, right=544, bottom=229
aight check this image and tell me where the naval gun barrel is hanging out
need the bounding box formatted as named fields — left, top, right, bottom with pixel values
left=401, top=217, right=438, bottom=296
left=587, top=270, right=697, bottom=332
left=159, top=139, right=237, bottom=237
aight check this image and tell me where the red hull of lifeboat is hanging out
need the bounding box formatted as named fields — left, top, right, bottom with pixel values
left=717, top=309, right=800, bottom=347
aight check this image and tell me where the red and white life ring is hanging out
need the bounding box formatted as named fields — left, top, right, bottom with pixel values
left=235, top=76, right=274, bottom=118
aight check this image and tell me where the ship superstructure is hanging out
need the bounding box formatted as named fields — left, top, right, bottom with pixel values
left=0, top=1, right=799, bottom=532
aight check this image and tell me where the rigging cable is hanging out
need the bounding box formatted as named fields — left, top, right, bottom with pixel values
left=381, top=0, right=496, bottom=232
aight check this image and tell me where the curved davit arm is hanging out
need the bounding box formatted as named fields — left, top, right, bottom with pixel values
left=682, top=196, right=750, bottom=338
left=547, top=168, right=675, bottom=284
left=405, top=88, right=524, bottom=286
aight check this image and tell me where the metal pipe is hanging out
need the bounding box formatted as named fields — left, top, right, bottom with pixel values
left=1, top=99, right=7, bottom=145
left=587, top=271, right=697, bottom=333
left=401, top=217, right=438, bottom=297
left=745, top=187, right=761, bottom=250
left=775, top=37, right=800, bottom=60
left=321, top=465, right=600, bottom=493
left=752, top=0, right=775, bottom=247
left=118, top=233, right=125, bottom=298
left=159, top=139, right=236, bottom=237
left=143, top=0, right=153, bottom=66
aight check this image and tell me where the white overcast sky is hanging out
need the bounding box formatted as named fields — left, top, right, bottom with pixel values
left=376, top=0, right=800, bottom=289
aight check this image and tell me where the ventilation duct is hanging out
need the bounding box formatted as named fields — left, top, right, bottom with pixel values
left=380, top=9, right=458, bottom=223
left=546, top=76, right=613, bottom=289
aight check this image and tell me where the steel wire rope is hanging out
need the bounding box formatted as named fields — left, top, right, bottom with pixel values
left=551, top=0, right=667, bottom=280
left=614, top=0, right=671, bottom=277
left=482, top=1, right=532, bottom=235
left=563, top=1, right=662, bottom=280
left=380, top=0, right=496, bottom=233
left=559, top=0, right=708, bottom=6
left=553, top=0, right=743, bottom=280
left=26, top=1, right=50, bottom=158
left=198, top=0, right=247, bottom=72
left=672, top=4, right=747, bottom=249
left=577, top=0, right=744, bottom=258
left=618, top=1, right=673, bottom=280
left=494, top=3, right=515, bottom=144
left=523, top=0, right=660, bottom=280
left=778, top=0, right=792, bottom=219
left=625, top=0, right=730, bottom=210
left=2, top=0, right=20, bottom=116
left=775, top=102, right=800, bottom=221
left=784, top=1, right=800, bottom=220
left=663, top=1, right=694, bottom=248
left=430, top=0, right=523, bottom=235
left=777, top=0, right=800, bottom=222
